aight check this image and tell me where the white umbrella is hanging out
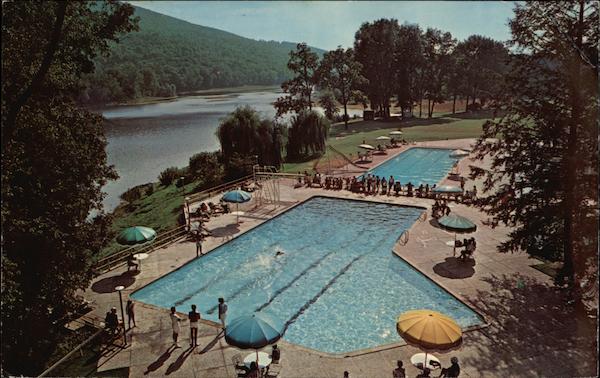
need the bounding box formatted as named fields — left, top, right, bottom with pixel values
left=376, top=136, right=391, bottom=140
left=450, top=149, right=469, bottom=157
left=358, top=144, right=375, bottom=150
left=389, top=131, right=403, bottom=135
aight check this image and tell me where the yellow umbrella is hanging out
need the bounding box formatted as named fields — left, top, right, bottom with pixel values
left=396, top=310, right=462, bottom=371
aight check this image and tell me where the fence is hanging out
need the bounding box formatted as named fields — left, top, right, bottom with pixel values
left=93, top=225, right=187, bottom=274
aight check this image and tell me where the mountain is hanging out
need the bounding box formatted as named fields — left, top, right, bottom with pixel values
left=80, top=6, right=325, bottom=104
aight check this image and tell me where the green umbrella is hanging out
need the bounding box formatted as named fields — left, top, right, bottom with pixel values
left=437, top=214, right=476, bottom=256
left=116, top=226, right=157, bottom=245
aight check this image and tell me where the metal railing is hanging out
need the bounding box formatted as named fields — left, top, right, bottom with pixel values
left=38, top=328, right=104, bottom=377
left=185, top=174, right=254, bottom=204
left=398, top=230, right=410, bottom=246
left=93, top=225, right=187, bottom=274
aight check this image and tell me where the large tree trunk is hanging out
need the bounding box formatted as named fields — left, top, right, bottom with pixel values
left=561, top=0, right=585, bottom=298
left=343, top=102, right=348, bottom=130
left=452, top=94, right=457, bottom=114
left=427, top=98, right=431, bottom=118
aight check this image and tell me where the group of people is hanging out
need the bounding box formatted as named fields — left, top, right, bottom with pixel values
left=168, top=298, right=228, bottom=348
left=193, top=201, right=230, bottom=220
left=391, top=357, right=461, bottom=378
left=432, top=200, right=452, bottom=219
left=104, top=299, right=136, bottom=335
left=236, top=344, right=281, bottom=378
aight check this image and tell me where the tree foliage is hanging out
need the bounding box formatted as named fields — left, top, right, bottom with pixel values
left=453, top=35, right=510, bottom=109
left=354, top=19, right=400, bottom=118
left=79, top=6, right=324, bottom=104
left=217, top=106, right=283, bottom=179
left=317, top=47, right=366, bottom=129
left=471, top=1, right=598, bottom=308
left=1, top=1, right=137, bottom=374
left=318, top=89, right=339, bottom=121
left=395, top=24, right=424, bottom=118
left=274, top=43, right=319, bottom=116
left=286, top=110, right=329, bottom=162
left=421, top=28, right=456, bottom=117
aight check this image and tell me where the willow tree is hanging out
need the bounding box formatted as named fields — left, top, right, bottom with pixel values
left=286, top=110, right=329, bottom=162
left=1, top=1, right=137, bottom=374
left=217, top=106, right=282, bottom=178
left=471, top=1, right=598, bottom=309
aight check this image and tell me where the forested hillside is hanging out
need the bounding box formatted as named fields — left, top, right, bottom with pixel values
left=79, top=6, right=323, bottom=104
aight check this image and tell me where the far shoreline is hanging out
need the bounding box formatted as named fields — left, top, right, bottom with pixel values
left=88, top=85, right=282, bottom=109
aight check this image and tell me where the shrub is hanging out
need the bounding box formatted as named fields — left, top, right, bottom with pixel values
left=158, top=167, right=184, bottom=186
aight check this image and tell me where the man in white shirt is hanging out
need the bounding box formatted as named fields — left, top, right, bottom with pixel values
left=169, top=306, right=182, bottom=347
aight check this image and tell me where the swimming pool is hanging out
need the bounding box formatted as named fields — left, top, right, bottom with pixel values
left=367, top=147, right=457, bottom=185
left=131, top=197, right=483, bottom=353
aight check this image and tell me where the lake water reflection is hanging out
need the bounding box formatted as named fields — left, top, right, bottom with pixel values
left=99, top=90, right=361, bottom=211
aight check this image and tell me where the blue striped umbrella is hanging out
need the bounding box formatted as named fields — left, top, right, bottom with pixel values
left=116, top=226, right=156, bottom=245
left=221, top=189, right=252, bottom=203
left=438, top=214, right=476, bottom=232
left=438, top=214, right=476, bottom=256
left=221, top=190, right=252, bottom=223
left=225, top=313, right=283, bottom=364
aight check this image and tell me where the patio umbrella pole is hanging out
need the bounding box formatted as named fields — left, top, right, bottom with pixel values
left=453, top=233, right=456, bottom=257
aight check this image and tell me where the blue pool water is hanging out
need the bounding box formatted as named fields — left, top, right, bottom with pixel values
left=367, top=147, right=457, bottom=185
left=131, top=197, right=482, bottom=353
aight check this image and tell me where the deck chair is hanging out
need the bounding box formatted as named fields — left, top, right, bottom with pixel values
left=265, top=363, right=281, bottom=377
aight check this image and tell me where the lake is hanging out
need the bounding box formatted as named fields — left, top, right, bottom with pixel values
left=99, top=90, right=361, bottom=211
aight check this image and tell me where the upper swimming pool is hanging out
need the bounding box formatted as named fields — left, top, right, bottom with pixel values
left=131, top=196, right=483, bottom=354
left=367, top=147, right=457, bottom=185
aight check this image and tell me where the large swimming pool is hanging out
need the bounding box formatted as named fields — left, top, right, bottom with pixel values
left=131, top=197, right=482, bottom=353
left=367, top=147, right=457, bottom=185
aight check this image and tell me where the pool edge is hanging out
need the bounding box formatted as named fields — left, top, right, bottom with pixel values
left=129, top=194, right=488, bottom=357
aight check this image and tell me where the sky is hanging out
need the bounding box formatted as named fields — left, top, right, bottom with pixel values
left=129, top=1, right=515, bottom=50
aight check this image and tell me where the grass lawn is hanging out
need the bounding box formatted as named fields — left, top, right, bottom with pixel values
left=99, top=180, right=202, bottom=260
left=282, top=112, right=490, bottom=173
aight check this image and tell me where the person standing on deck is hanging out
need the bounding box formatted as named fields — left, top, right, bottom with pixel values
left=196, top=235, right=203, bottom=257
left=126, top=300, right=136, bottom=329
left=170, top=306, right=182, bottom=347
left=188, top=304, right=201, bottom=347
left=218, top=297, right=228, bottom=329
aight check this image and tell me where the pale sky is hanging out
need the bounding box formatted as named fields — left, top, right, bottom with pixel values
left=129, top=1, right=515, bottom=50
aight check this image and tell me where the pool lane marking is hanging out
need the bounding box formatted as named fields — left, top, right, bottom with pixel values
left=276, top=227, right=408, bottom=335
left=206, top=230, right=362, bottom=315
left=172, top=241, right=280, bottom=307
left=249, top=228, right=374, bottom=314
left=173, top=216, right=335, bottom=307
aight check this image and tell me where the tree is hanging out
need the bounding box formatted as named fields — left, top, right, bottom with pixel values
left=286, top=110, right=329, bottom=162
left=455, top=35, right=509, bottom=111
left=317, top=47, right=366, bottom=129
left=395, top=24, right=424, bottom=118
left=217, top=106, right=282, bottom=179
left=421, top=28, right=456, bottom=117
left=1, top=2, right=137, bottom=374
left=188, top=152, right=223, bottom=189
left=318, top=89, right=339, bottom=121
left=354, top=19, right=400, bottom=118
left=274, top=43, right=319, bottom=116
left=470, top=1, right=598, bottom=309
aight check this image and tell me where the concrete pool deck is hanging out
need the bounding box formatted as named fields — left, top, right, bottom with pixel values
left=84, top=139, right=597, bottom=377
